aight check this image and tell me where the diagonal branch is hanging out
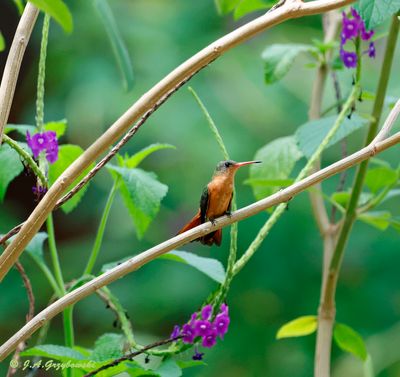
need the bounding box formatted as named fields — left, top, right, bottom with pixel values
left=0, top=3, right=39, bottom=144
left=0, top=122, right=398, bottom=360
left=0, top=0, right=355, bottom=282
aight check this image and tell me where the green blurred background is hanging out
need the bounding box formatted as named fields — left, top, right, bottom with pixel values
left=1, top=0, right=400, bottom=376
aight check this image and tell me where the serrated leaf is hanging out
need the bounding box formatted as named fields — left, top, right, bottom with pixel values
left=0, top=144, right=24, bottom=202
left=0, top=32, right=4, bottom=52
left=4, top=124, right=36, bottom=136
left=365, top=166, right=398, bottom=194
left=124, top=144, right=175, bottom=169
left=92, top=0, right=134, bottom=91
left=248, top=136, right=303, bottom=200
left=276, top=315, right=318, bottom=339
left=159, top=250, right=226, bottom=283
left=44, top=119, right=67, bottom=138
left=356, top=0, right=400, bottom=29
left=21, top=345, right=85, bottom=362
left=359, top=211, right=391, bottom=230
left=91, top=333, right=124, bottom=362
left=108, top=166, right=168, bottom=238
left=262, top=44, right=316, bottom=84
left=156, top=358, right=182, bottom=377
left=233, top=0, right=270, bottom=19
left=295, top=115, right=368, bottom=159
left=49, top=144, right=94, bottom=213
left=29, top=0, right=73, bottom=33
left=333, top=323, right=368, bottom=361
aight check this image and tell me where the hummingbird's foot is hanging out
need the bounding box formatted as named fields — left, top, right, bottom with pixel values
left=225, top=210, right=232, bottom=218
left=210, top=218, right=216, bottom=226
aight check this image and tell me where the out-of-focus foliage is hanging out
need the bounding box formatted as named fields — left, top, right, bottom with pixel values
left=29, top=0, right=73, bottom=33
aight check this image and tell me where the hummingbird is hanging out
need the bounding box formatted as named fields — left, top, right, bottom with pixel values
left=178, top=160, right=261, bottom=246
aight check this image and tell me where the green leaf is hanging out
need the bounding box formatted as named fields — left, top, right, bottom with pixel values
left=124, top=144, right=175, bottom=169
left=214, top=0, right=241, bottom=14
left=176, top=359, right=206, bottom=369
left=331, top=191, right=373, bottom=209
left=276, top=315, right=318, bottom=339
left=49, top=145, right=94, bottom=213
left=25, top=232, right=48, bottom=261
left=0, top=144, right=24, bottom=202
left=91, top=333, right=124, bottom=362
left=295, top=115, right=368, bottom=159
left=0, top=32, right=4, bottom=52
left=244, top=178, right=294, bottom=187
left=390, top=217, right=400, bottom=232
left=108, top=166, right=168, bottom=238
left=44, top=119, right=67, bottom=138
left=29, top=0, right=73, bottom=33
left=359, top=211, right=392, bottom=230
left=365, top=166, right=398, bottom=194
left=13, top=0, right=24, bottom=14
left=21, top=345, right=86, bottom=362
left=333, top=323, right=368, bottom=361
left=159, top=250, right=226, bottom=283
left=156, top=358, right=182, bottom=377
left=233, top=0, right=270, bottom=19
left=4, top=124, right=36, bottom=136
left=248, top=136, right=303, bottom=200
left=382, top=189, right=400, bottom=204
left=262, top=44, right=316, bottom=84
left=356, top=0, right=400, bottom=29
left=92, top=0, right=134, bottom=91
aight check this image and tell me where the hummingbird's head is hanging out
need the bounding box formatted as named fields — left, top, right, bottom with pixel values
left=214, top=160, right=261, bottom=176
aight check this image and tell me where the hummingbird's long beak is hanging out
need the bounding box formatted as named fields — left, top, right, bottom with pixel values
left=234, top=160, right=262, bottom=168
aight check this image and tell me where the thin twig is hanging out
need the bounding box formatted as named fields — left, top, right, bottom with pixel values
left=0, top=0, right=356, bottom=282
left=0, top=3, right=39, bottom=144
left=83, top=337, right=181, bottom=377
left=0, top=124, right=398, bottom=361
left=6, top=260, right=35, bottom=377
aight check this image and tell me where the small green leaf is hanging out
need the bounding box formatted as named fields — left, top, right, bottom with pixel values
left=359, top=211, right=392, bottom=230
left=49, top=145, right=94, bottom=213
left=356, top=0, right=400, bottom=29
left=0, top=32, right=5, bottom=52
left=124, top=144, right=175, bottom=169
left=295, top=115, right=368, bottom=159
left=262, top=44, right=316, bottom=84
left=159, top=250, right=226, bottom=283
left=176, top=359, right=206, bottom=369
left=233, top=0, right=270, bottom=19
left=0, top=144, right=24, bottom=202
left=248, top=136, right=303, bottom=201
left=331, top=191, right=373, bottom=209
left=333, top=323, right=368, bottom=361
left=29, top=0, right=73, bottom=33
left=91, top=0, right=134, bottom=91
left=13, top=0, right=24, bottom=14
left=21, top=345, right=86, bottom=362
left=91, top=333, right=124, bottom=362
left=44, top=119, right=67, bottom=138
left=4, top=124, right=36, bottom=136
left=108, top=166, right=168, bottom=238
left=276, top=315, right=318, bottom=339
left=244, top=178, right=294, bottom=187
left=365, top=166, right=398, bottom=194
left=156, top=358, right=182, bottom=377
left=214, top=0, right=241, bottom=14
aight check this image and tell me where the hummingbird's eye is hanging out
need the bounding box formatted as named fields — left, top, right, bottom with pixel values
left=225, top=161, right=230, bottom=168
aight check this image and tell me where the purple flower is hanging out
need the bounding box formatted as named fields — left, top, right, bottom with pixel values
left=341, top=11, right=360, bottom=41
left=192, top=349, right=204, bottom=361
left=26, top=130, right=59, bottom=163
left=195, top=320, right=212, bottom=337
left=220, top=303, right=229, bottom=315
left=202, top=330, right=217, bottom=348
left=213, top=312, right=230, bottom=339
left=367, top=42, right=376, bottom=58
left=340, top=49, right=358, bottom=68
left=182, top=323, right=196, bottom=343
left=201, top=305, right=212, bottom=320
left=170, top=325, right=180, bottom=339
left=360, top=23, right=374, bottom=41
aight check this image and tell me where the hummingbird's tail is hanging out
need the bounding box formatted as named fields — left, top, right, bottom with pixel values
left=177, top=211, right=222, bottom=247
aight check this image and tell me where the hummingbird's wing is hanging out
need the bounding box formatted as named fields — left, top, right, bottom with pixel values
left=199, top=186, right=209, bottom=223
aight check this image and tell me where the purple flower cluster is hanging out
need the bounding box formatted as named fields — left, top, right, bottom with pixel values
left=340, top=8, right=375, bottom=68
left=171, top=304, right=230, bottom=360
left=26, top=130, right=59, bottom=163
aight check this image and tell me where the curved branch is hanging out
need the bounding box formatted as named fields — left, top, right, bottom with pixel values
left=0, top=125, right=398, bottom=360
left=0, top=0, right=355, bottom=281
left=0, top=3, right=39, bottom=144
